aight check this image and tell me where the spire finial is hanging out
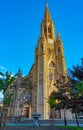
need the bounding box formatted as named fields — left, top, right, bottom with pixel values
left=46, top=1, right=48, bottom=7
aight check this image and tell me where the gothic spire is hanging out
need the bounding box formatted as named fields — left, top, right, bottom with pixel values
left=41, top=3, right=55, bottom=39
left=18, top=67, right=22, bottom=77
left=43, top=3, right=51, bottom=21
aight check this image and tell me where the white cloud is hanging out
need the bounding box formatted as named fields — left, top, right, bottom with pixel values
left=0, top=66, right=7, bottom=72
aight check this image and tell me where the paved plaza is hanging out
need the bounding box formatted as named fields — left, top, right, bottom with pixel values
left=0, top=118, right=83, bottom=130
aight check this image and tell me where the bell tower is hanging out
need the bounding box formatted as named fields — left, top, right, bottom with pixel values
left=35, top=3, right=66, bottom=118
left=41, top=3, right=55, bottom=40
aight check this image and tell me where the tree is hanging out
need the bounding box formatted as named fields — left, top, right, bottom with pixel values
left=68, top=58, right=83, bottom=82
left=58, top=58, right=83, bottom=126
left=48, top=71, right=83, bottom=127
left=47, top=91, right=69, bottom=126
left=0, top=71, right=16, bottom=129
left=68, top=81, right=83, bottom=126
left=68, top=58, right=83, bottom=126
left=47, top=73, right=69, bottom=125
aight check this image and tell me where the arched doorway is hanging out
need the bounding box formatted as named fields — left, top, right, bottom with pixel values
left=22, top=103, right=29, bottom=118
left=20, top=91, right=31, bottom=118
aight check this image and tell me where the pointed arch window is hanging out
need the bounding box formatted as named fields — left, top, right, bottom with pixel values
left=48, top=27, right=51, bottom=33
left=58, top=48, right=61, bottom=55
left=44, top=25, right=47, bottom=33
left=58, top=61, right=62, bottom=72
left=49, top=61, right=54, bottom=68
left=44, top=28, right=47, bottom=33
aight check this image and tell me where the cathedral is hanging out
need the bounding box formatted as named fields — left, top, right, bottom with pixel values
left=8, top=4, right=72, bottom=119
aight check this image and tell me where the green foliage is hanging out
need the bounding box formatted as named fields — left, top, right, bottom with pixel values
left=46, top=97, right=56, bottom=108
left=70, top=81, right=83, bottom=97
left=0, top=71, right=16, bottom=93
left=68, top=58, right=83, bottom=82
left=0, top=71, right=16, bottom=106
left=67, top=59, right=83, bottom=112
left=4, top=93, right=13, bottom=106
left=76, top=81, right=83, bottom=96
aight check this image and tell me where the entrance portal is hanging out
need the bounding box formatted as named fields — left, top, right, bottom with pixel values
left=23, top=103, right=29, bottom=118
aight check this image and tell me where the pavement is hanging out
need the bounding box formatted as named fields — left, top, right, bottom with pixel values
left=0, top=118, right=83, bottom=129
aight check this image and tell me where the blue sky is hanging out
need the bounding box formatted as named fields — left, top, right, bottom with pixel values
left=0, top=0, right=83, bottom=98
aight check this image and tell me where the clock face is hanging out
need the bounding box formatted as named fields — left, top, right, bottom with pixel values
left=48, top=39, right=53, bottom=44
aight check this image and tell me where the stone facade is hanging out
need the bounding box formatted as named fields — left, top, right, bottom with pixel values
left=8, top=4, right=72, bottom=119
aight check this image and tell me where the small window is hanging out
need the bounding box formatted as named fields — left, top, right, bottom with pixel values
left=48, top=27, right=51, bottom=33
left=44, top=27, right=47, bottom=33
left=45, top=34, right=47, bottom=38
left=58, top=48, right=61, bottom=55
left=49, top=61, right=54, bottom=67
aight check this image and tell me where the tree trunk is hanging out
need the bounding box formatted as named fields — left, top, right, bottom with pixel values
left=74, top=109, right=79, bottom=127
left=64, top=108, right=67, bottom=126
left=0, top=106, right=3, bottom=128
left=2, top=106, right=8, bottom=130
left=0, top=104, right=5, bottom=128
